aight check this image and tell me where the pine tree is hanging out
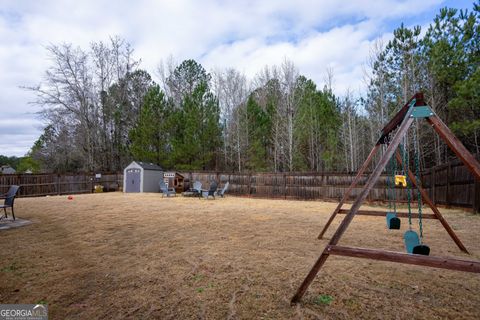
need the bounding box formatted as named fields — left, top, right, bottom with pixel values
left=129, top=85, right=172, bottom=166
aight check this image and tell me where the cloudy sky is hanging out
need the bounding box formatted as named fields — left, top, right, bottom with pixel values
left=0, top=0, right=474, bottom=157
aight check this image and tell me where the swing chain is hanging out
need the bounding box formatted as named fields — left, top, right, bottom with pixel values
left=413, top=122, right=424, bottom=240
left=385, top=136, right=396, bottom=211
left=400, top=135, right=413, bottom=229
left=391, top=146, right=396, bottom=212
left=385, top=142, right=391, bottom=210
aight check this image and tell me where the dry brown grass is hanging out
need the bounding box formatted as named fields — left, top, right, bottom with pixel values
left=1, top=193, right=479, bottom=319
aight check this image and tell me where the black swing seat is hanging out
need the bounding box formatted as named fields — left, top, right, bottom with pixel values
left=386, top=212, right=401, bottom=229
left=412, top=244, right=430, bottom=255
left=404, top=230, right=430, bottom=256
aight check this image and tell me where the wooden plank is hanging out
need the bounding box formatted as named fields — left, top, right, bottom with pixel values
left=291, top=104, right=415, bottom=304
left=337, top=209, right=437, bottom=219
left=317, top=144, right=380, bottom=239
left=327, top=245, right=480, bottom=273
left=428, top=115, right=480, bottom=180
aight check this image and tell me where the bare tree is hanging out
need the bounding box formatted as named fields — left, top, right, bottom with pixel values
left=212, top=68, right=249, bottom=171
left=26, top=37, right=142, bottom=172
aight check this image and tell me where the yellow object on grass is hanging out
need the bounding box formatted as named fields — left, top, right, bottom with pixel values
left=394, top=175, right=407, bottom=187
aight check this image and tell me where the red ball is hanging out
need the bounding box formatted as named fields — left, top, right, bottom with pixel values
left=67, top=195, right=73, bottom=200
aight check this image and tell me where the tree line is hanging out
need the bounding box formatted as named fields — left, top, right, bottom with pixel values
left=16, top=3, right=479, bottom=174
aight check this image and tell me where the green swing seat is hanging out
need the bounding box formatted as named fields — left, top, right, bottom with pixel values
left=386, top=212, right=401, bottom=229
left=403, top=230, right=430, bottom=255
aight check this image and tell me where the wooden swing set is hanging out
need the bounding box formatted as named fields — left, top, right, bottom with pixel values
left=291, top=92, right=480, bottom=304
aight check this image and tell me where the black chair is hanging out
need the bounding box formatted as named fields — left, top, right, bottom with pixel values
left=0, top=185, right=20, bottom=220
left=201, top=181, right=218, bottom=199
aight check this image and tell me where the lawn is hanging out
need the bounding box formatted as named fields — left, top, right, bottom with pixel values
left=1, top=193, right=479, bottom=319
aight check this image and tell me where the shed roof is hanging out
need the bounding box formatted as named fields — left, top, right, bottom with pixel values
left=136, top=161, right=163, bottom=171
left=0, top=165, right=16, bottom=174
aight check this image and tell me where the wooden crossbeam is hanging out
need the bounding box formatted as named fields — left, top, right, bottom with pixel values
left=327, top=245, right=480, bottom=273
left=337, top=209, right=437, bottom=219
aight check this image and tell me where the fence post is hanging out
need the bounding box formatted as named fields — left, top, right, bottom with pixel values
left=57, top=174, right=60, bottom=195
left=284, top=173, right=287, bottom=200
left=446, top=163, right=451, bottom=207
left=474, top=179, right=480, bottom=214
left=16, top=174, right=21, bottom=196
left=248, top=173, right=252, bottom=196
left=431, top=166, right=436, bottom=205
left=367, top=174, right=372, bottom=203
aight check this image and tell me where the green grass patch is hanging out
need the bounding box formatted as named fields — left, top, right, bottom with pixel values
left=193, top=274, right=204, bottom=281
left=1, top=263, right=18, bottom=273
left=314, top=294, right=333, bottom=305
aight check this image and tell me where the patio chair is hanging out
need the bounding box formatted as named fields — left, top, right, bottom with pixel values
left=0, top=185, right=20, bottom=220
left=159, top=180, right=176, bottom=197
left=201, top=181, right=218, bottom=199
left=185, top=180, right=202, bottom=197
left=216, top=181, right=229, bottom=198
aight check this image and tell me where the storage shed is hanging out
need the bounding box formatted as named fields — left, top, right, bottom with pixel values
left=123, top=161, right=163, bottom=193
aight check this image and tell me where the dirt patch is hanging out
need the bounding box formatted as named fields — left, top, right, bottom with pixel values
left=1, top=193, right=479, bottom=319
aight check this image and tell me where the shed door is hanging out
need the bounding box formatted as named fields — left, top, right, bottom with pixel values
left=126, top=169, right=141, bottom=192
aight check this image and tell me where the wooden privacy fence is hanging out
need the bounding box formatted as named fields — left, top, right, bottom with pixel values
left=0, top=173, right=123, bottom=197
left=184, top=162, right=479, bottom=212
left=421, top=156, right=480, bottom=212
left=184, top=172, right=418, bottom=203
left=1, top=158, right=477, bottom=212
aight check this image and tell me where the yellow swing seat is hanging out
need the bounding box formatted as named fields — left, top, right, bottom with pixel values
left=394, top=175, right=407, bottom=187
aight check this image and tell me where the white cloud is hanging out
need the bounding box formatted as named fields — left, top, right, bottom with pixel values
left=0, top=0, right=452, bottom=156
